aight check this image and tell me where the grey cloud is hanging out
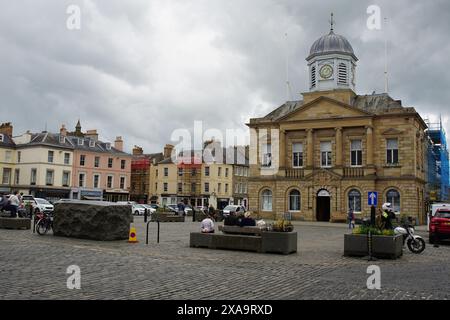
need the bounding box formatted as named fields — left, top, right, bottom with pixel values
left=0, top=0, right=449, bottom=152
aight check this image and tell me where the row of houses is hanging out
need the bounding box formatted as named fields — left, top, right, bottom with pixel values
left=0, top=121, right=250, bottom=209
left=0, top=122, right=131, bottom=202
left=130, top=143, right=250, bottom=210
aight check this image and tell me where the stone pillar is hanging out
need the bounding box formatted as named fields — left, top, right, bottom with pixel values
left=335, top=127, right=343, bottom=167
left=366, top=126, right=374, bottom=166
left=366, top=126, right=375, bottom=176
left=279, top=129, right=286, bottom=170
left=307, top=129, right=314, bottom=168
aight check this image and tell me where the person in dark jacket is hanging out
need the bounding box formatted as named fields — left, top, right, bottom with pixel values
left=240, top=212, right=256, bottom=227
left=224, top=211, right=239, bottom=226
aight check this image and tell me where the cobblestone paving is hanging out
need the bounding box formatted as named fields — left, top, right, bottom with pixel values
left=0, top=217, right=449, bottom=300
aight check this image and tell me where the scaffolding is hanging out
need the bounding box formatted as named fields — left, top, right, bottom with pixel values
left=425, top=118, right=450, bottom=201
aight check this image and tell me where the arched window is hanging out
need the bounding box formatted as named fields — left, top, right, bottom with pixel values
left=261, top=189, right=273, bottom=211
left=289, top=190, right=301, bottom=211
left=348, top=189, right=361, bottom=212
left=386, top=189, right=401, bottom=213
left=311, top=66, right=316, bottom=88
left=338, top=63, right=347, bottom=84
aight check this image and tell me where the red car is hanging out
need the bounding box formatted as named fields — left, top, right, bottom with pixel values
left=429, top=208, right=450, bottom=244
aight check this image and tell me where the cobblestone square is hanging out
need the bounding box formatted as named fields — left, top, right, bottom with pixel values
left=0, top=218, right=449, bottom=300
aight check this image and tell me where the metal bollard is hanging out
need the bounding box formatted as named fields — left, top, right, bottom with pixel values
left=144, top=208, right=148, bottom=223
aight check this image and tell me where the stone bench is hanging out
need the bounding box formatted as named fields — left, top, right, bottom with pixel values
left=190, top=227, right=297, bottom=255
left=0, top=217, right=31, bottom=230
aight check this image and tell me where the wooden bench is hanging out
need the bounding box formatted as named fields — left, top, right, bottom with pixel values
left=0, top=217, right=31, bottom=230
left=190, top=225, right=297, bottom=255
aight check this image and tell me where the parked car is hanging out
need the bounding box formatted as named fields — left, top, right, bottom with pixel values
left=33, top=198, right=54, bottom=214
left=428, top=203, right=450, bottom=231
left=184, top=205, right=193, bottom=216
left=429, top=208, right=450, bottom=244
left=166, top=204, right=179, bottom=214
left=132, top=204, right=146, bottom=216
left=141, top=204, right=156, bottom=214
left=222, top=205, right=246, bottom=218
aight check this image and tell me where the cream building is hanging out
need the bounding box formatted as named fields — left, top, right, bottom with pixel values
left=247, top=26, right=428, bottom=223
left=13, top=131, right=74, bottom=200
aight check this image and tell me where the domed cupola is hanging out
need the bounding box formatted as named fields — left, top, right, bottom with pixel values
left=307, top=31, right=356, bottom=61
left=306, top=14, right=358, bottom=92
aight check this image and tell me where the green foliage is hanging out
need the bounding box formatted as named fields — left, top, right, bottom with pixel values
left=352, top=225, right=395, bottom=236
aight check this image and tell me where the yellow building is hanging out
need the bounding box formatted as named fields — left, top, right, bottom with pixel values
left=247, top=27, right=428, bottom=223
left=149, top=144, right=248, bottom=209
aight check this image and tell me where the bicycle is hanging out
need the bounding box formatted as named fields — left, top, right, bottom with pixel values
left=35, top=212, right=53, bottom=235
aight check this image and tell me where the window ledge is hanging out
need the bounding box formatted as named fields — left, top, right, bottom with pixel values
left=383, top=164, right=401, bottom=168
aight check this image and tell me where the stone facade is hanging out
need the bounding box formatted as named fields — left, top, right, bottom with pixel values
left=247, top=89, right=428, bottom=224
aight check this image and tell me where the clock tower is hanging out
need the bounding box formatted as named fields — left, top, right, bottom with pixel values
left=306, top=15, right=358, bottom=92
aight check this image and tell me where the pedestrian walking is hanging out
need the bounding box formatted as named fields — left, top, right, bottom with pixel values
left=347, top=209, right=355, bottom=229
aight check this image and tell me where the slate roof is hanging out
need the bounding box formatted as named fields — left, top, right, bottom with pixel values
left=15, top=132, right=131, bottom=156
left=0, top=133, right=16, bottom=148
left=258, top=93, right=407, bottom=122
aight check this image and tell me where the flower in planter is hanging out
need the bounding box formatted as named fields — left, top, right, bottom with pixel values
left=271, top=219, right=293, bottom=232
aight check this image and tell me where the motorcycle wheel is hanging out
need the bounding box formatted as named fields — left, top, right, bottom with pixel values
left=36, top=220, right=49, bottom=235
left=407, top=237, right=425, bottom=254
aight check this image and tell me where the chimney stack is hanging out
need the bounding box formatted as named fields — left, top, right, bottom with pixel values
left=60, top=124, right=67, bottom=136
left=85, top=129, right=99, bottom=141
left=0, top=122, right=13, bottom=137
left=133, top=146, right=144, bottom=155
left=164, top=144, right=174, bottom=159
left=114, top=136, right=124, bottom=151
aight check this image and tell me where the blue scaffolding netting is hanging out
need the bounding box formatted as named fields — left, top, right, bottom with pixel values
left=427, top=119, right=450, bottom=201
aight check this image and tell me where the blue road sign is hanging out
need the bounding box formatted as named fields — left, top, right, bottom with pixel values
left=368, top=191, right=378, bottom=206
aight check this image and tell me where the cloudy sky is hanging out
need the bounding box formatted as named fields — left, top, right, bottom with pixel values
left=1, top=0, right=449, bottom=152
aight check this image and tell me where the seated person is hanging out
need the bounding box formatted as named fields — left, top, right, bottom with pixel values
left=224, top=211, right=240, bottom=226
left=240, top=212, right=256, bottom=227
left=200, top=215, right=215, bottom=233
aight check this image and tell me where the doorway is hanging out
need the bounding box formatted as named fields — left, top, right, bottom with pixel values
left=316, top=189, right=331, bottom=222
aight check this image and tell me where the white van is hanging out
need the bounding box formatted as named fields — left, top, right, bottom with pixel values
left=428, top=203, right=450, bottom=231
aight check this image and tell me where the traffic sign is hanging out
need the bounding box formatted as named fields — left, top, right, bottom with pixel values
left=368, top=191, right=378, bottom=206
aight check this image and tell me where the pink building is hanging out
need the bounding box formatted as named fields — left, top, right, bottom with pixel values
left=61, top=122, right=132, bottom=202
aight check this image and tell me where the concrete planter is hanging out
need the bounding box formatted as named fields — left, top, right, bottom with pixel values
left=190, top=231, right=297, bottom=255
left=0, top=217, right=31, bottom=230
left=344, top=234, right=403, bottom=259
left=261, top=231, right=297, bottom=255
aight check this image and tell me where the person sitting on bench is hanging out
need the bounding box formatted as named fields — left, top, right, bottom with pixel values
left=200, top=214, right=215, bottom=233
left=224, top=211, right=240, bottom=226
left=240, top=212, right=256, bottom=227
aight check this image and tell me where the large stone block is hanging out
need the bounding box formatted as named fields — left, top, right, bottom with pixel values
left=53, top=201, right=132, bottom=241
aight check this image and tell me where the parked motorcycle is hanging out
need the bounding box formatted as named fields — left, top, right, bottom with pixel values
left=394, top=221, right=426, bottom=254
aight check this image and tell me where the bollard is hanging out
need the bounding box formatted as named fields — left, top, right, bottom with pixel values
left=144, top=208, right=148, bottom=223
left=370, top=205, right=376, bottom=227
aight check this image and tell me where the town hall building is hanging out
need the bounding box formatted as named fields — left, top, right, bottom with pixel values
left=247, top=24, right=428, bottom=223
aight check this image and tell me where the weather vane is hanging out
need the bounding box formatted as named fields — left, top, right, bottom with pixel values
left=329, top=12, right=334, bottom=32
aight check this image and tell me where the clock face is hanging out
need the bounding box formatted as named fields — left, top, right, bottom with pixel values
left=319, top=64, right=333, bottom=79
